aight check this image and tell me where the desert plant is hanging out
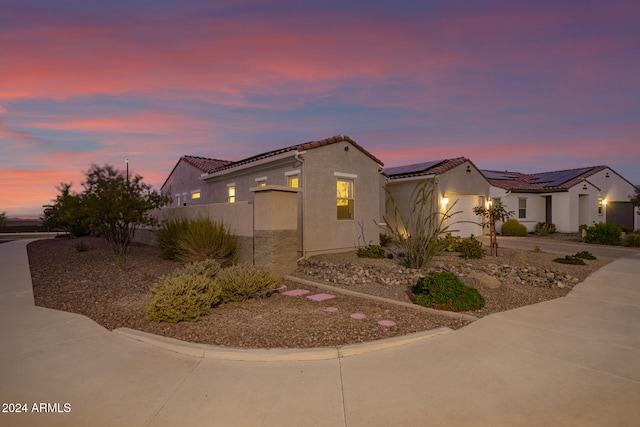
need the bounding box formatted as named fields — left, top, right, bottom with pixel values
left=574, top=251, right=596, bottom=260
left=176, top=218, right=238, bottom=263
left=501, top=219, right=527, bottom=236
left=156, top=218, right=190, bottom=260
left=535, top=222, right=556, bottom=236
left=582, top=222, right=621, bottom=245
left=73, top=241, right=89, bottom=252
left=145, top=271, right=221, bottom=323
left=457, top=236, right=484, bottom=259
left=357, top=244, right=386, bottom=259
left=553, top=255, right=586, bottom=265
left=384, top=179, right=461, bottom=269
left=473, top=203, right=515, bottom=256
left=379, top=233, right=392, bottom=247
left=533, top=245, right=541, bottom=253
left=623, top=231, right=640, bottom=247
left=437, top=233, right=462, bottom=253
left=181, top=258, right=222, bottom=278
left=216, top=264, right=282, bottom=303
left=410, top=272, right=485, bottom=312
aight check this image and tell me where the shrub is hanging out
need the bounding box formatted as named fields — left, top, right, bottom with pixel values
left=181, top=258, right=222, bottom=278
left=535, top=222, right=556, bottom=236
left=553, top=255, right=586, bottom=265
left=623, top=231, right=640, bottom=247
left=437, top=233, right=462, bottom=253
left=73, top=241, right=89, bottom=252
left=582, top=222, right=621, bottom=245
left=574, top=251, right=596, bottom=260
left=176, top=218, right=238, bottom=263
left=457, top=236, right=484, bottom=259
left=156, top=218, right=190, bottom=260
left=501, top=219, right=527, bottom=236
left=357, top=244, right=385, bottom=259
left=410, top=272, right=485, bottom=312
left=145, top=271, right=221, bottom=323
left=216, top=264, right=282, bottom=303
left=379, top=233, right=392, bottom=247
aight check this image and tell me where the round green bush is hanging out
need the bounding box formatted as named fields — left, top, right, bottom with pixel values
left=502, top=219, right=527, bottom=236
left=216, top=264, right=282, bottom=303
left=145, top=272, right=221, bottom=323
left=410, top=272, right=485, bottom=312
left=457, top=236, right=484, bottom=259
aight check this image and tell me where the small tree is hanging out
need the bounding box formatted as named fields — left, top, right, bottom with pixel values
left=630, top=187, right=640, bottom=208
left=384, top=179, right=461, bottom=269
left=82, top=164, right=170, bottom=268
left=42, top=183, right=91, bottom=237
left=0, top=211, right=6, bottom=228
left=473, top=202, right=514, bottom=256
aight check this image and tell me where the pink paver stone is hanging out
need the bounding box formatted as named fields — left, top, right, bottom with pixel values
left=377, top=320, right=396, bottom=327
left=324, top=307, right=339, bottom=313
left=277, top=284, right=287, bottom=292
left=306, top=293, right=336, bottom=302
left=350, top=313, right=367, bottom=320
left=281, top=289, right=310, bottom=297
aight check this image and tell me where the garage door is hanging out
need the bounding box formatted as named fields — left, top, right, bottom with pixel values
left=445, top=194, right=484, bottom=237
left=607, top=201, right=634, bottom=230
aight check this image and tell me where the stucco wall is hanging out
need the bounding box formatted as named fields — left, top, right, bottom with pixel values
left=161, top=161, right=208, bottom=207
left=302, top=140, right=383, bottom=255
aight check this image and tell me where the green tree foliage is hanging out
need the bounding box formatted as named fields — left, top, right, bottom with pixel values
left=45, top=164, right=170, bottom=268
left=42, top=183, right=91, bottom=237
left=384, top=179, right=461, bottom=269
left=0, top=211, right=6, bottom=228
left=629, top=187, right=640, bottom=208
left=473, top=203, right=514, bottom=256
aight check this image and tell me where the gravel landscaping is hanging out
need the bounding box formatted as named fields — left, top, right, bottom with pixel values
left=28, top=236, right=611, bottom=349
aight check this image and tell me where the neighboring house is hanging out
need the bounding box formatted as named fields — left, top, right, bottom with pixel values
left=161, top=135, right=385, bottom=257
left=482, top=166, right=639, bottom=233
left=384, top=158, right=491, bottom=237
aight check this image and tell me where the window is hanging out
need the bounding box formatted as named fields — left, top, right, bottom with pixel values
left=175, top=194, right=181, bottom=206
left=337, top=178, right=354, bottom=220
left=227, top=185, right=236, bottom=203
left=287, top=175, right=299, bottom=188
left=598, top=198, right=603, bottom=215
left=191, top=191, right=201, bottom=200
left=255, top=176, right=267, bottom=187
left=493, top=198, right=502, bottom=208
left=518, top=198, right=527, bottom=219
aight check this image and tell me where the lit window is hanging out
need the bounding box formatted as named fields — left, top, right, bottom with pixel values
left=191, top=191, right=201, bottom=199
left=337, top=178, right=354, bottom=220
left=257, top=181, right=266, bottom=187
left=598, top=198, right=603, bottom=215
left=518, top=198, right=527, bottom=219
left=175, top=195, right=181, bottom=206
left=287, top=175, right=299, bottom=188
left=228, top=186, right=236, bottom=203
left=255, top=176, right=267, bottom=187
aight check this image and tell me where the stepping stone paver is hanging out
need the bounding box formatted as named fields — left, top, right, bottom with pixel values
left=350, top=313, right=367, bottom=320
left=306, top=293, right=336, bottom=302
left=324, top=307, right=339, bottom=313
left=377, top=320, right=396, bottom=327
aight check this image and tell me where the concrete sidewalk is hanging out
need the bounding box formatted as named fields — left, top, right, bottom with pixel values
left=1, top=240, right=639, bottom=426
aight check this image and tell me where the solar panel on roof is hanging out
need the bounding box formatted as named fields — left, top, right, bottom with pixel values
left=482, top=170, right=517, bottom=180
left=530, top=167, right=593, bottom=187
left=384, top=160, right=446, bottom=176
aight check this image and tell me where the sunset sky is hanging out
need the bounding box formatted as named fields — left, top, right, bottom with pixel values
left=1, top=0, right=639, bottom=217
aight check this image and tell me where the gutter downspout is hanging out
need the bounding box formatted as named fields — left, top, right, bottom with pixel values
left=295, top=151, right=306, bottom=262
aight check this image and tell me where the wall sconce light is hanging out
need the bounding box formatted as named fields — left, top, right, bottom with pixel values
left=441, top=197, right=449, bottom=207
left=602, top=199, right=608, bottom=206
left=466, top=165, right=471, bottom=173
left=486, top=200, right=493, bottom=209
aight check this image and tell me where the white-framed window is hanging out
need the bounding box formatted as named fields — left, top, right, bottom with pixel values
left=518, top=198, right=527, bottom=219
left=255, top=176, right=267, bottom=187
left=493, top=197, right=502, bottom=208
left=227, top=183, right=236, bottom=203
left=337, top=178, right=354, bottom=220
left=175, top=194, right=181, bottom=206
left=285, top=169, right=300, bottom=188
left=598, top=198, right=604, bottom=215
left=191, top=190, right=201, bottom=200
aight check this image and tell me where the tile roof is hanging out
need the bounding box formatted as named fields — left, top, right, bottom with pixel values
left=385, top=157, right=469, bottom=179
left=482, top=166, right=608, bottom=192
left=205, top=134, right=383, bottom=175
left=181, top=155, right=231, bottom=173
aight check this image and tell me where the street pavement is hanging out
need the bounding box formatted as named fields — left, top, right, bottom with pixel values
left=1, top=239, right=639, bottom=426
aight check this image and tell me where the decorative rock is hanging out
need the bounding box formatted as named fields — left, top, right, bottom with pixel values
left=324, top=307, right=339, bottom=313
left=350, top=313, right=367, bottom=320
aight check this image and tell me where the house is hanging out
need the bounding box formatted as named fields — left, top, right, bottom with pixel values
left=384, top=158, right=491, bottom=238
left=161, top=135, right=385, bottom=258
left=482, top=166, right=639, bottom=233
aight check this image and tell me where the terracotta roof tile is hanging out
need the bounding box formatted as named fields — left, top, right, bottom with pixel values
left=181, top=155, right=231, bottom=173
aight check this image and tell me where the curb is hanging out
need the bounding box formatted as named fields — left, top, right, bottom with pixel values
left=113, top=327, right=452, bottom=362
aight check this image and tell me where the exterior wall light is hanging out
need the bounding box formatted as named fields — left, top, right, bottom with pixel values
left=441, top=197, right=449, bottom=207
